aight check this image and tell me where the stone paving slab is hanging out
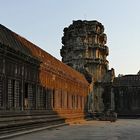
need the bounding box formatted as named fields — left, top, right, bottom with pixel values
left=7, top=119, right=140, bottom=140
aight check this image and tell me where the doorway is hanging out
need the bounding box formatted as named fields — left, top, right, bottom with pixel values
left=24, top=83, right=28, bottom=109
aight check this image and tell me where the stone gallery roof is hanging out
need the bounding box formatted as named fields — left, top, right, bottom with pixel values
left=0, top=24, right=88, bottom=85
left=0, top=24, right=32, bottom=56
left=113, top=75, right=140, bottom=87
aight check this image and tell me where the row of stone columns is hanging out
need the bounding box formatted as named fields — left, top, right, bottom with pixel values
left=52, top=89, right=85, bottom=110
left=114, top=87, right=140, bottom=113
left=0, top=47, right=88, bottom=113
left=0, top=75, right=86, bottom=111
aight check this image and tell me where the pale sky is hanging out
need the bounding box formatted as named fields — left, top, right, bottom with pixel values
left=0, top=0, right=140, bottom=76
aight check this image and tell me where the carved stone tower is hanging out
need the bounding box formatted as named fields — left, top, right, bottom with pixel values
left=61, top=20, right=114, bottom=112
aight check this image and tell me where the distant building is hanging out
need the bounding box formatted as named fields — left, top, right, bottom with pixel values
left=113, top=74, right=140, bottom=116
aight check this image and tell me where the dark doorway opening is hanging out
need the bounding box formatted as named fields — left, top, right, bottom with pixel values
left=12, top=80, right=15, bottom=108
left=24, top=83, right=28, bottom=109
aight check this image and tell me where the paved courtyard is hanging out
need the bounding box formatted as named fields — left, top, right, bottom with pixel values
left=8, top=119, right=140, bottom=140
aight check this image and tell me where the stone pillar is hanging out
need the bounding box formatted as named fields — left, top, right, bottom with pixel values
left=2, top=58, right=5, bottom=74
left=36, top=86, right=40, bottom=110
left=28, top=84, right=33, bottom=110
left=0, top=76, right=3, bottom=109
left=3, top=77, right=7, bottom=110
left=20, top=64, right=25, bottom=111
left=14, top=80, right=20, bottom=110
left=47, top=89, right=51, bottom=110
left=2, top=57, right=6, bottom=110
left=111, top=88, right=115, bottom=110
left=65, top=91, right=67, bottom=109
left=35, top=84, right=38, bottom=110
left=67, top=92, right=69, bottom=109
left=7, top=79, right=13, bottom=110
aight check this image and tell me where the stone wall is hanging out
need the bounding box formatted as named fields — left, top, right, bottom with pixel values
left=113, top=75, right=140, bottom=115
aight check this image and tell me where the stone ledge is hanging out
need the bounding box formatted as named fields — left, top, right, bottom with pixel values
left=0, top=123, right=68, bottom=140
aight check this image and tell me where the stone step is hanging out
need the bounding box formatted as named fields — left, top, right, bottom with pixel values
left=0, top=114, right=59, bottom=123
left=0, top=117, right=64, bottom=128
left=0, top=111, right=85, bottom=139
left=0, top=118, right=65, bottom=134
left=0, top=110, right=57, bottom=117
left=0, top=123, right=67, bottom=140
left=0, top=111, right=66, bottom=138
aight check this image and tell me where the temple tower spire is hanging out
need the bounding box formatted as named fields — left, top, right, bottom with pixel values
left=61, top=20, right=114, bottom=112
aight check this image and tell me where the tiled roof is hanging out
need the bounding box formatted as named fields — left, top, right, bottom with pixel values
left=0, top=24, right=88, bottom=85
left=0, top=24, right=32, bottom=56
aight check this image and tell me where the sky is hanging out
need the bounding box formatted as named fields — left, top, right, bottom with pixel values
left=0, top=0, right=140, bottom=76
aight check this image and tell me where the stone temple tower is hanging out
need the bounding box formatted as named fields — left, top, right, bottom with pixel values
left=61, top=20, right=115, bottom=112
